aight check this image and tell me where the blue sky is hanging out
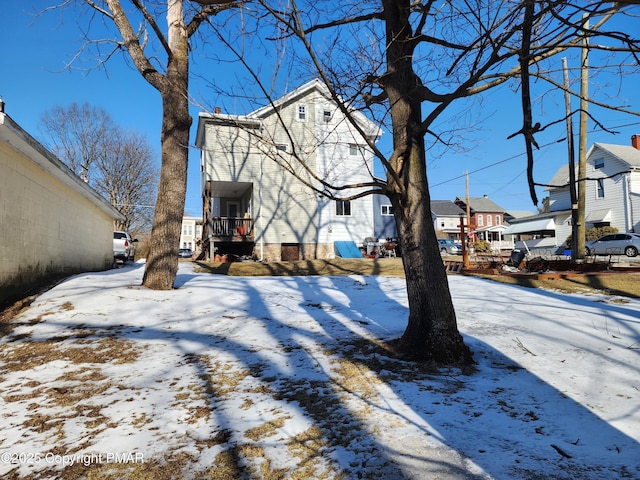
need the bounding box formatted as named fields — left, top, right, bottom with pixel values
left=2, top=3, right=640, bottom=217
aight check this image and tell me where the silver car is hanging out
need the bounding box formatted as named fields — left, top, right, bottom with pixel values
left=585, top=233, right=640, bottom=257
left=438, top=238, right=463, bottom=255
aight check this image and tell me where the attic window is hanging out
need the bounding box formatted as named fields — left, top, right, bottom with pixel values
left=349, top=144, right=359, bottom=156
left=323, top=110, right=332, bottom=122
left=594, top=158, right=604, bottom=169
left=276, top=144, right=287, bottom=151
left=298, top=105, right=307, bottom=121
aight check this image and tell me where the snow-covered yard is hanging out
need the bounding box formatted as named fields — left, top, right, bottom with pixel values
left=1, top=261, right=638, bottom=479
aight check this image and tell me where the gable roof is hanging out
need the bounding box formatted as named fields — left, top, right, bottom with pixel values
left=546, top=141, right=640, bottom=190
left=431, top=200, right=465, bottom=216
left=455, top=196, right=506, bottom=213
left=249, top=79, right=382, bottom=139
left=593, top=143, right=640, bottom=168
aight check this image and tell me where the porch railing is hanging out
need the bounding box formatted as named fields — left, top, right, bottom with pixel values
left=211, top=217, right=254, bottom=238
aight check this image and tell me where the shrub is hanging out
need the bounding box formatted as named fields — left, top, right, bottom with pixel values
left=565, top=226, right=618, bottom=247
left=470, top=240, right=491, bottom=252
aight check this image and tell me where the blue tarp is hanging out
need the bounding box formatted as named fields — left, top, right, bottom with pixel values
left=334, top=241, right=362, bottom=258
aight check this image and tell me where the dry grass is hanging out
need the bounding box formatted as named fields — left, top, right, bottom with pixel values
left=194, top=258, right=406, bottom=277
left=194, top=257, right=640, bottom=298
left=472, top=271, right=640, bottom=298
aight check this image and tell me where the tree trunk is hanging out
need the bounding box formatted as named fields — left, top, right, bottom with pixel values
left=142, top=2, right=191, bottom=290
left=382, top=0, right=472, bottom=364
left=391, top=155, right=472, bottom=364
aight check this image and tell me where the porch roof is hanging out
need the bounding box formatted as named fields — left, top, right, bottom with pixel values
left=585, top=209, right=612, bottom=223
left=502, top=218, right=555, bottom=235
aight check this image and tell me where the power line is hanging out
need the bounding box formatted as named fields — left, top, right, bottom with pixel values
left=430, top=120, right=640, bottom=188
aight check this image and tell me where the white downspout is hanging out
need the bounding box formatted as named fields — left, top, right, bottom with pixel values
left=259, top=151, right=264, bottom=261
left=624, top=174, right=633, bottom=232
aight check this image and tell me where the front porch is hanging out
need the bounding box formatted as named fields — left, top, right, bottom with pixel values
left=210, top=217, right=255, bottom=240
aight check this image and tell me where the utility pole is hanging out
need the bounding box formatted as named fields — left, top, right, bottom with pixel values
left=563, top=58, right=579, bottom=260
left=577, top=15, right=589, bottom=259
left=464, top=171, right=471, bottom=268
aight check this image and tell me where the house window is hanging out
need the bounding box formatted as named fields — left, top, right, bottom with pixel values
left=323, top=110, right=332, bottom=122
left=336, top=200, right=351, bottom=216
left=276, top=144, right=287, bottom=151
left=298, top=105, right=307, bottom=121
left=597, top=178, right=605, bottom=198
left=594, top=158, right=605, bottom=169
left=349, top=144, right=359, bottom=156
left=487, top=215, right=492, bottom=226
left=496, top=215, right=501, bottom=225
left=477, top=214, right=484, bottom=226
left=381, top=205, right=394, bottom=216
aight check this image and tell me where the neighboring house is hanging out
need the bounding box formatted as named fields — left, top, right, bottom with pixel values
left=454, top=195, right=510, bottom=250
left=196, top=79, right=382, bottom=261
left=431, top=200, right=466, bottom=241
left=0, top=106, right=124, bottom=305
left=373, top=193, right=397, bottom=240
left=179, top=216, right=202, bottom=252
left=503, top=135, right=640, bottom=253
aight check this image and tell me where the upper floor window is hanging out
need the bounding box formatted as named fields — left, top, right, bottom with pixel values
left=477, top=214, right=484, bottom=226
left=594, top=158, right=605, bottom=169
left=487, top=215, right=493, bottom=226
left=298, top=104, right=307, bottom=121
left=597, top=178, right=605, bottom=198
left=495, top=215, right=501, bottom=225
left=276, top=144, right=287, bottom=151
left=349, top=144, right=359, bottom=156
left=336, top=200, right=351, bottom=216
left=381, top=205, right=394, bottom=216
left=323, top=110, right=332, bottom=122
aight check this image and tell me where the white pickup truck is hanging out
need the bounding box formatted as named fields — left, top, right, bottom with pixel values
left=113, top=231, right=137, bottom=262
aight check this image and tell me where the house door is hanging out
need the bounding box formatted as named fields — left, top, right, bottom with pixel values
left=227, top=202, right=240, bottom=218
left=281, top=244, right=300, bottom=262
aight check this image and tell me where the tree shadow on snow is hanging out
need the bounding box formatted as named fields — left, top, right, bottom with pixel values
left=3, top=270, right=639, bottom=479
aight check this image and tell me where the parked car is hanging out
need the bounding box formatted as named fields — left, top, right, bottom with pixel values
left=438, top=238, right=463, bottom=255
left=113, top=231, right=137, bottom=262
left=178, top=248, right=193, bottom=259
left=585, top=233, right=640, bottom=257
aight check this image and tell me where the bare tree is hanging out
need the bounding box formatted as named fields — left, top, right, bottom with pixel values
left=222, top=0, right=639, bottom=363
left=40, top=102, right=158, bottom=233
left=94, top=129, right=158, bottom=233
left=52, top=0, right=242, bottom=289
left=40, top=102, right=113, bottom=182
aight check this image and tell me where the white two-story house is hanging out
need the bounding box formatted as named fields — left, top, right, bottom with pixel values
left=195, top=80, right=382, bottom=261
left=503, top=135, right=640, bottom=252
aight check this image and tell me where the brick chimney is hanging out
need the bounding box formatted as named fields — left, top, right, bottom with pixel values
left=632, top=134, right=640, bottom=150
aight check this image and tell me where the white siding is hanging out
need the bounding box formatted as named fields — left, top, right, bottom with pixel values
left=546, top=145, right=640, bottom=236
left=548, top=186, right=571, bottom=211
left=584, top=151, right=628, bottom=231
